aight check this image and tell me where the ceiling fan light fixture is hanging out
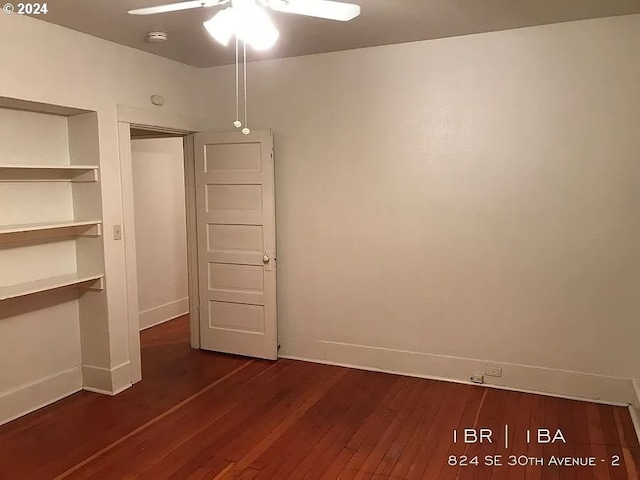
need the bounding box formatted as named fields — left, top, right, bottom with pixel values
left=203, top=0, right=279, bottom=51
left=234, top=0, right=279, bottom=50
left=203, top=7, right=236, bottom=47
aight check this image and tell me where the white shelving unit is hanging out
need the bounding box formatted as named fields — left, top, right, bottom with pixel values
left=0, top=164, right=98, bottom=170
left=0, top=101, right=106, bottom=299
left=0, top=273, right=104, bottom=301
left=0, top=219, right=102, bottom=236
left=0, top=164, right=99, bottom=182
left=0, top=97, right=110, bottom=419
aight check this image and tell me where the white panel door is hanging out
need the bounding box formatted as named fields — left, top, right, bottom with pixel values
left=194, top=130, right=277, bottom=360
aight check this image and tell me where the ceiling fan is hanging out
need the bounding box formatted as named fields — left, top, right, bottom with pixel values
left=129, top=0, right=361, bottom=133
left=129, top=0, right=361, bottom=23
left=129, top=0, right=360, bottom=50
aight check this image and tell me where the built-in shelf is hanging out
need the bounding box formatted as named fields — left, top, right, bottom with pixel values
left=0, top=164, right=97, bottom=170
left=0, top=102, right=109, bottom=411
left=0, top=165, right=99, bottom=182
left=0, top=219, right=102, bottom=236
left=0, top=273, right=105, bottom=301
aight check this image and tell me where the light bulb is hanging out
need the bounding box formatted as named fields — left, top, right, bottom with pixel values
left=203, top=8, right=236, bottom=46
left=232, top=0, right=279, bottom=51
left=204, top=2, right=279, bottom=51
left=238, top=5, right=279, bottom=51
left=234, top=120, right=242, bottom=128
left=242, top=127, right=251, bottom=135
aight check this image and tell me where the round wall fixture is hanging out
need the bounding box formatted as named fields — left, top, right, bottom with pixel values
left=146, top=31, right=168, bottom=43
left=150, top=95, right=165, bottom=106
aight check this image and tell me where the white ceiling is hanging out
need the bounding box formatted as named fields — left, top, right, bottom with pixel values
left=35, top=0, right=640, bottom=67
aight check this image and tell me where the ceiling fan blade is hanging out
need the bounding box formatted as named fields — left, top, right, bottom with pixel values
left=128, top=0, right=222, bottom=15
left=268, top=0, right=360, bottom=21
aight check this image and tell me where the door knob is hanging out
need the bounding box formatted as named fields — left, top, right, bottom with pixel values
left=263, top=253, right=270, bottom=263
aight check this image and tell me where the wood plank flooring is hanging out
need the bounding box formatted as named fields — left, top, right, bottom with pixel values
left=0, top=315, right=638, bottom=479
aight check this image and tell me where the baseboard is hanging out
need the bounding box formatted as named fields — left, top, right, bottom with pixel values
left=631, top=379, right=640, bottom=443
left=630, top=405, right=640, bottom=444
left=279, top=336, right=636, bottom=406
left=139, top=298, right=189, bottom=331
left=82, top=362, right=132, bottom=395
left=0, top=367, right=82, bottom=427
left=633, top=378, right=640, bottom=407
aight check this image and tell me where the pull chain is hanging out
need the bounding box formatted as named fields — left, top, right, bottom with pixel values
left=233, top=35, right=241, bottom=129
left=242, top=39, right=250, bottom=135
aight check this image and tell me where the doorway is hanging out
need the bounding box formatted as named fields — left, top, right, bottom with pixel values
left=118, top=117, right=200, bottom=385
left=130, top=130, right=189, bottom=331
left=117, top=111, right=278, bottom=387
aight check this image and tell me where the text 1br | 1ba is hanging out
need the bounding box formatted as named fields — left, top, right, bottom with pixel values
left=453, top=427, right=566, bottom=446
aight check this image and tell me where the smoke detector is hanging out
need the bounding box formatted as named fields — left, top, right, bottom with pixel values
left=146, top=31, right=168, bottom=43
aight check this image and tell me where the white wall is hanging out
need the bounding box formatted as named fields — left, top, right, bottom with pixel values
left=132, top=138, right=188, bottom=330
left=200, top=14, right=640, bottom=405
left=0, top=13, right=201, bottom=405
left=2, top=10, right=639, bottom=415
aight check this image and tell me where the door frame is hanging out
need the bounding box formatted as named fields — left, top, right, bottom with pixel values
left=117, top=106, right=204, bottom=384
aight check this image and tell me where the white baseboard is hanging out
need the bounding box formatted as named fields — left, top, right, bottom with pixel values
left=0, top=367, right=82, bottom=427
left=139, top=297, right=189, bottom=331
left=631, top=379, right=640, bottom=443
left=279, top=336, right=636, bottom=406
left=630, top=406, right=640, bottom=444
left=82, top=362, right=132, bottom=395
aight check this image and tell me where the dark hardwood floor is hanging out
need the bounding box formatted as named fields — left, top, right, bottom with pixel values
left=0, top=315, right=638, bottom=479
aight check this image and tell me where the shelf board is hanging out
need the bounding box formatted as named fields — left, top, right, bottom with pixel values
left=0, top=164, right=98, bottom=170
left=0, top=165, right=99, bottom=182
left=0, top=220, right=102, bottom=236
left=0, top=96, right=91, bottom=116
left=0, top=273, right=105, bottom=301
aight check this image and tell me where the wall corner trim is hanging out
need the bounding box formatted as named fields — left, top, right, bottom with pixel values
left=81, top=362, right=132, bottom=396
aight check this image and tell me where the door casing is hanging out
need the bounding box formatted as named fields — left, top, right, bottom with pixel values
left=117, top=106, right=203, bottom=385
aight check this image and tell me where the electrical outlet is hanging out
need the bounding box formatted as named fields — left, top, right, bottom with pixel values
left=113, top=225, right=122, bottom=241
left=470, top=374, right=484, bottom=384
left=485, top=366, right=503, bottom=378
